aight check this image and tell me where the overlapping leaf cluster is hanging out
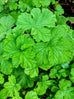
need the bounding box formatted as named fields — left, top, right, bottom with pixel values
left=0, top=0, right=74, bottom=99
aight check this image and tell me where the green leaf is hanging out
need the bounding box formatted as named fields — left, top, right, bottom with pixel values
left=9, top=11, right=19, bottom=21
left=50, top=0, right=56, bottom=4
left=8, top=2, right=18, bottom=10
left=0, top=73, right=4, bottom=84
left=51, top=86, right=58, bottom=93
left=49, top=65, right=69, bottom=79
left=0, top=15, right=15, bottom=41
left=24, top=63, right=39, bottom=78
left=51, top=25, right=72, bottom=39
left=34, top=76, right=52, bottom=95
left=56, top=16, right=67, bottom=25
left=58, top=69, right=69, bottom=78
left=12, top=27, right=24, bottom=37
left=48, top=27, right=73, bottom=65
left=34, top=81, right=50, bottom=95
left=13, top=68, right=34, bottom=89
left=0, top=89, right=9, bottom=99
left=4, top=75, right=21, bottom=97
left=59, top=79, right=72, bottom=90
left=0, top=41, right=4, bottom=55
left=55, top=4, right=64, bottom=15
left=3, top=35, right=20, bottom=64
left=39, top=64, right=52, bottom=71
left=72, top=30, right=74, bottom=38
left=32, top=0, right=51, bottom=7
left=31, top=27, right=51, bottom=42
left=67, top=17, right=74, bottom=23
left=71, top=63, right=74, bottom=68
left=42, top=75, right=49, bottom=81
left=54, top=79, right=74, bottom=99
left=16, top=34, right=34, bottom=49
left=4, top=34, right=38, bottom=77
left=34, top=43, right=49, bottom=65
left=0, top=5, right=3, bottom=12
left=17, top=8, right=56, bottom=42
left=12, top=95, right=22, bottom=99
left=54, top=87, right=74, bottom=99
left=18, top=0, right=33, bottom=12
left=0, top=0, right=6, bottom=5
left=34, top=25, right=73, bottom=66
left=49, top=67, right=58, bottom=79
left=0, top=58, right=13, bottom=75
left=25, top=91, right=39, bottom=99
left=69, top=68, right=74, bottom=83
left=4, top=34, right=34, bottom=66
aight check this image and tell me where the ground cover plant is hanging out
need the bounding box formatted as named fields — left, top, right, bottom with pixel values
left=0, top=0, right=74, bottom=99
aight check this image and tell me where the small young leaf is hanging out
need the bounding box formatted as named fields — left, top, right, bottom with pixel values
left=25, top=91, right=39, bottom=99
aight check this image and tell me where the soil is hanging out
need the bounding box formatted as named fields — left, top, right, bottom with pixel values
left=58, top=0, right=74, bottom=29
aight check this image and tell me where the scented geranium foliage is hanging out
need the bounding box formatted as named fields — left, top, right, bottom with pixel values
left=0, top=1, right=74, bottom=99
left=0, top=15, right=15, bottom=41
